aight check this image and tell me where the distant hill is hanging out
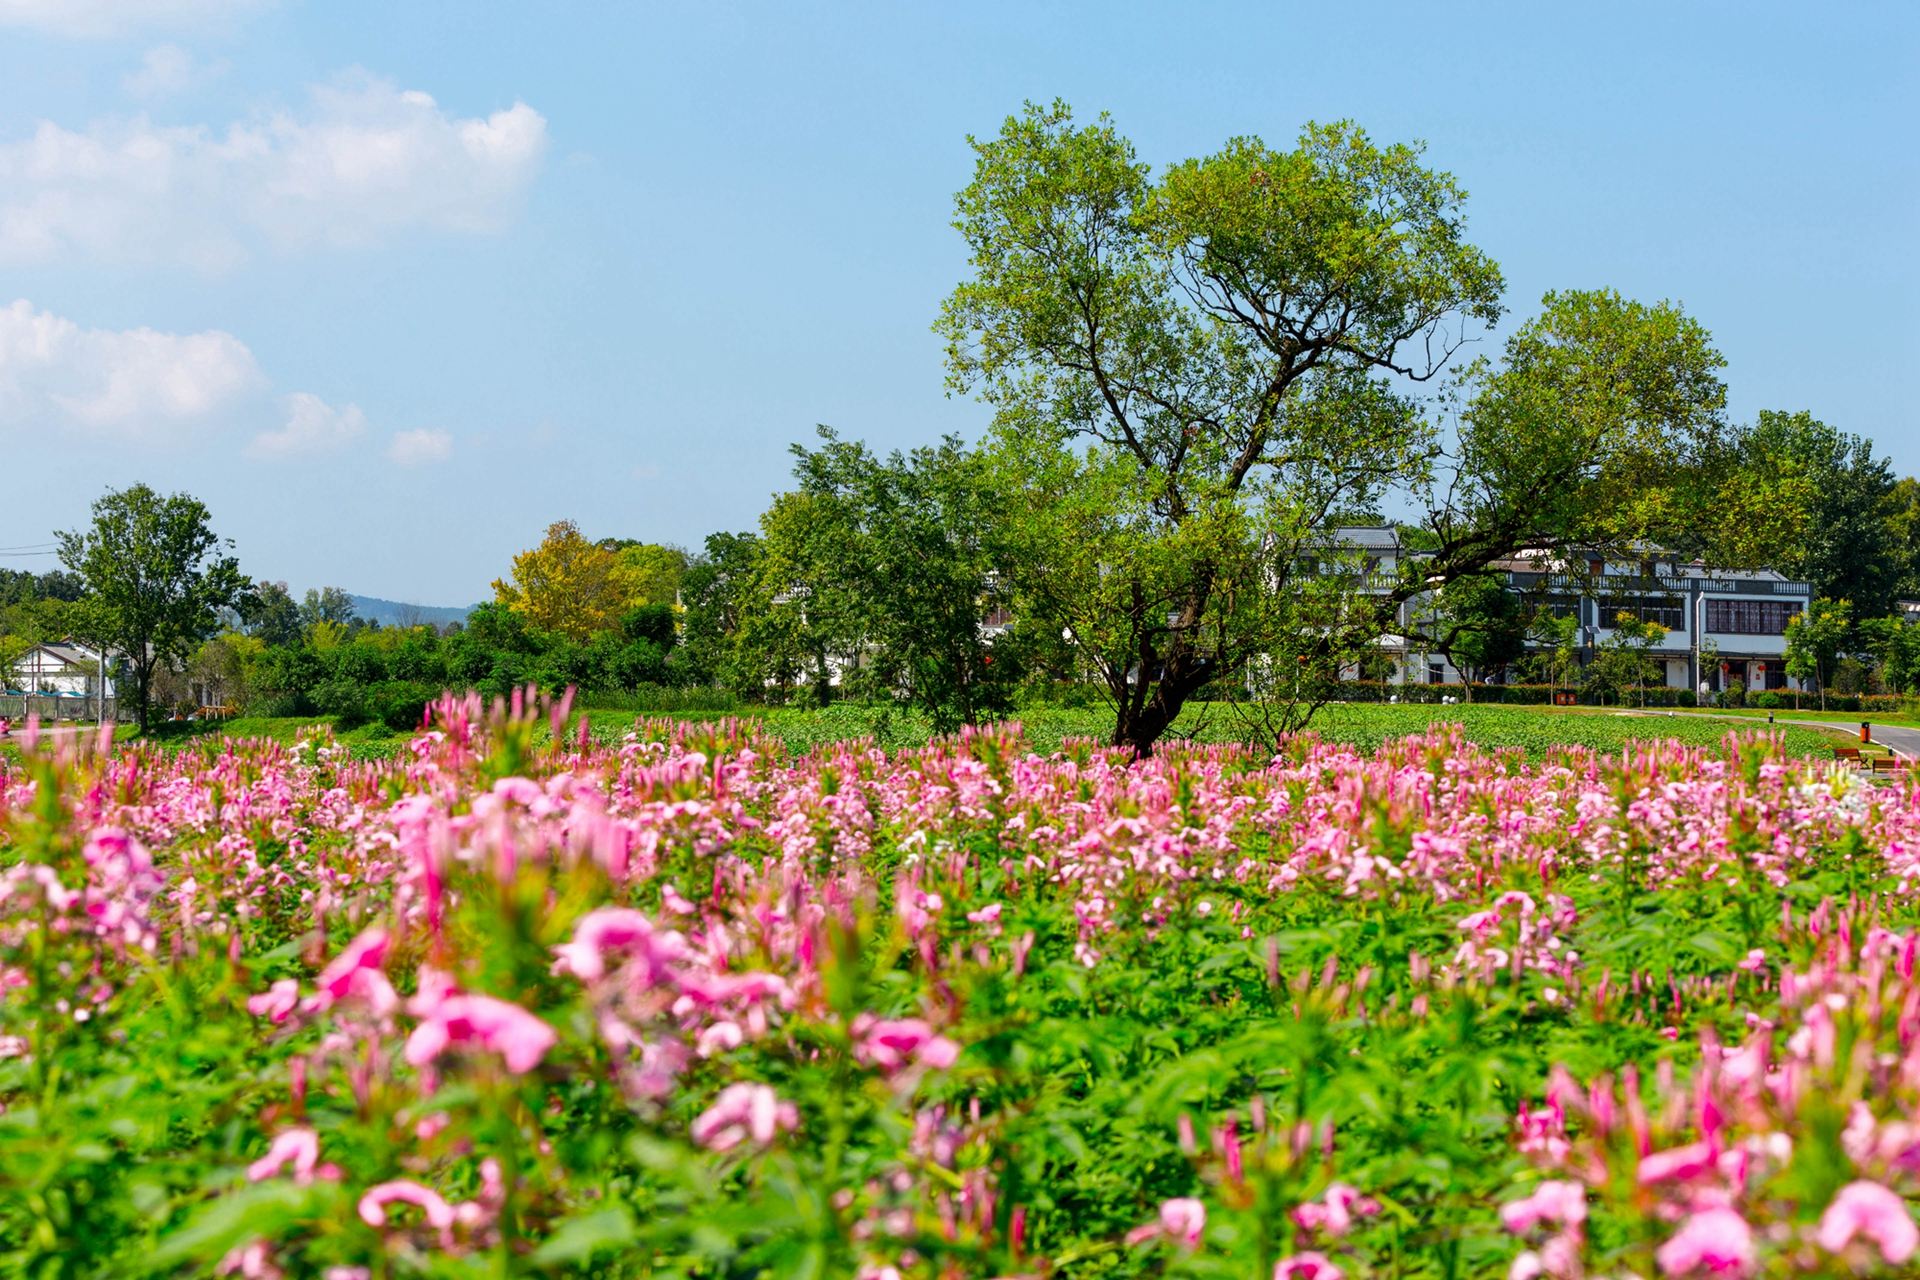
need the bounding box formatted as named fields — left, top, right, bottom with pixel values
left=348, top=595, right=479, bottom=628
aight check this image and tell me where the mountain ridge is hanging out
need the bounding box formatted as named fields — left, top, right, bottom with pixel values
left=347, top=594, right=478, bottom=628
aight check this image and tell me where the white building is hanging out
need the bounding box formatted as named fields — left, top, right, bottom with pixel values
left=1307, top=529, right=1814, bottom=691
left=1499, top=555, right=1811, bottom=692
left=5, top=642, right=120, bottom=699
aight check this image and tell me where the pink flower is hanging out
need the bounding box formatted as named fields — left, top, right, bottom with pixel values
left=1638, top=1141, right=1716, bottom=1186
left=1655, top=1208, right=1754, bottom=1276
left=1818, top=1181, right=1918, bottom=1264
left=314, top=927, right=389, bottom=1007
left=852, top=1016, right=961, bottom=1073
left=358, top=1180, right=455, bottom=1239
left=1294, top=1183, right=1380, bottom=1237
left=247, top=979, right=299, bottom=1023
left=1500, top=1180, right=1587, bottom=1234
left=247, top=1128, right=319, bottom=1184
left=691, top=1082, right=798, bottom=1151
left=405, top=993, right=556, bottom=1075
left=553, top=907, right=680, bottom=982
left=1274, top=1253, right=1343, bottom=1280
left=1127, top=1197, right=1206, bottom=1246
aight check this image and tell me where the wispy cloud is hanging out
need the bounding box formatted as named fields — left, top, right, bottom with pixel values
left=0, top=72, right=547, bottom=269
left=0, top=297, right=263, bottom=439
left=387, top=427, right=453, bottom=466
left=123, top=43, right=227, bottom=98
left=247, top=391, right=367, bottom=459
left=0, top=0, right=270, bottom=39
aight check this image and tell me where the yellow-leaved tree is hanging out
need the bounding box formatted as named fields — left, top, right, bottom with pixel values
left=492, top=520, right=638, bottom=641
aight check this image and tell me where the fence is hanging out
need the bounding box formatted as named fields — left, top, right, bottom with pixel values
left=0, top=694, right=132, bottom=723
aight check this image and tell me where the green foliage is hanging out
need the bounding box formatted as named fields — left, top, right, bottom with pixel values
left=1429, top=574, right=1530, bottom=692
left=1742, top=411, right=1901, bottom=615
left=55, top=484, right=249, bottom=732
left=1860, top=615, right=1920, bottom=695
left=938, top=101, right=1502, bottom=753
left=1785, top=597, right=1853, bottom=709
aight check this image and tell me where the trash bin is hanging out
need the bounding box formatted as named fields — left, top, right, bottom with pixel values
left=1862, top=721, right=1872, bottom=744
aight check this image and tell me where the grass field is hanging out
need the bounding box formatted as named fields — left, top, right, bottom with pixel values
left=7, top=700, right=1857, bottom=764
left=577, top=699, right=1857, bottom=760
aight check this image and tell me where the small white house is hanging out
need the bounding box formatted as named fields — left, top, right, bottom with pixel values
left=5, top=642, right=119, bottom=699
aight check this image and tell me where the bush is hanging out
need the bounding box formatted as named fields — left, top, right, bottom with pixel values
left=370, top=680, right=433, bottom=732
left=580, top=684, right=741, bottom=714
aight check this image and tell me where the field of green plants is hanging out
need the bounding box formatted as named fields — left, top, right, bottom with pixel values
left=573, top=702, right=1853, bottom=762
left=98, top=702, right=1855, bottom=767
left=3, top=694, right=1916, bottom=1277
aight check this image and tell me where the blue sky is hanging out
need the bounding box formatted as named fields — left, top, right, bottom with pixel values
left=1, top=2, right=1914, bottom=605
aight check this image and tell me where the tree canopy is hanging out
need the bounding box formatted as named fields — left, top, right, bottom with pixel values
left=56, top=484, right=247, bottom=731
left=493, top=520, right=648, bottom=642
left=939, top=102, right=1754, bottom=752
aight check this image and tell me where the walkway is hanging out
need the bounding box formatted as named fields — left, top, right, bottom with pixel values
left=1619, top=710, right=1920, bottom=760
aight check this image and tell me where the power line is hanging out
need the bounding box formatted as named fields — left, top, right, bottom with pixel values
left=0, top=543, right=56, bottom=552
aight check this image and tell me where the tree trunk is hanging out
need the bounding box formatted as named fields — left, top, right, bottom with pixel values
left=136, top=655, right=154, bottom=735
left=1111, top=644, right=1213, bottom=759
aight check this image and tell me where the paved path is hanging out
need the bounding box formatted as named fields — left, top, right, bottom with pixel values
left=1619, top=710, right=1920, bottom=760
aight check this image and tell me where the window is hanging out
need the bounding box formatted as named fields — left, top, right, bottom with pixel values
left=1706, top=599, right=1799, bottom=636
left=1600, top=596, right=1683, bottom=630
left=1535, top=594, right=1584, bottom=621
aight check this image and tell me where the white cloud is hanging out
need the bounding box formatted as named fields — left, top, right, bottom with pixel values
left=247, top=391, right=366, bottom=458
left=387, top=427, right=452, bottom=466
left=0, top=0, right=268, bottom=38
left=0, top=297, right=263, bottom=439
left=0, top=72, right=548, bottom=268
left=123, top=43, right=225, bottom=98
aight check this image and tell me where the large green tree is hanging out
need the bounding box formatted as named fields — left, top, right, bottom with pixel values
left=57, top=484, right=248, bottom=731
left=676, top=532, right=767, bottom=692
left=780, top=429, right=1019, bottom=731
left=1784, top=597, right=1852, bottom=710
left=1885, top=476, right=1920, bottom=604
left=1427, top=572, right=1530, bottom=696
left=1741, top=411, right=1899, bottom=615
left=940, top=102, right=1750, bottom=754
left=939, top=103, right=1503, bottom=752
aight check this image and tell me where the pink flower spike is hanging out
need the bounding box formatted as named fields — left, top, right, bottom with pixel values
left=1818, top=1181, right=1918, bottom=1264
left=247, top=1128, right=319, bottom=1183
left=358, top=1180, right=456, bottom=1235
left=314, top=927, right=389, bottom=1006
left=553, top=907, right=663, bottom=982
left=404, top=993, right=556, bottom=1075
left=853, top=1017, right=961, bottom=1073
left=1129, top=1196, right=1207, bottom=1247
left=1638, top=1141, right=1716, bottom=1186
left=247, top=979, right=299, bottom=1023
left=691, top=1082, right=798, bottom=1152
left=1500, top=1180, right=1587, bottom=1235
left=1274, top=1253, right=1344, bottom=1280
left=1655, top=1208, right=1754, bottom=1276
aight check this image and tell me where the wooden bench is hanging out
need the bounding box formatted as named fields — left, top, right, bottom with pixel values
left=1870, top=756, right=1904, bottom=774
left=1834, top=746, right=1862, bottom=762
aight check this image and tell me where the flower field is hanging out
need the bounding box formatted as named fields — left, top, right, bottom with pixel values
left=3, top=693, right=1919, bottom=1278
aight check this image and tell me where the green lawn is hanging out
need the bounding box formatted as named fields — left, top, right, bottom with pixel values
left=6, top=701, right=1854, bottom=766
left=579, top=700, right=1852, bottom=759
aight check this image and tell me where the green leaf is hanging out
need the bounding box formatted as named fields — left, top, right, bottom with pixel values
left=530, top=1205, right=639, bottom=1265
